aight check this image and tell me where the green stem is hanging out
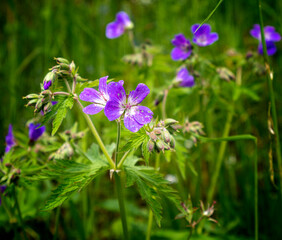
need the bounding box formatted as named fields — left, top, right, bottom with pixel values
left=53, top=207, right=60, bottom=240
left=114, top=172, right=129, bottom=240
left=75, top=99, right=115, bottom=169
left=207, top=110, right=233, bottom=203
left=64, top=78, right=72, bottom=92
left=127, top=30, right=135, bottom=52
left=146, top=154, right=160, bottom=240
left=115, top=120, right=121, bottom=168
left=162, top=89, right=169, bottom=119
left=12, top=186, right=28, bottom=240
left=257, top=0, right=282, bottom=203
left=117, top=151, right=131, bottom=169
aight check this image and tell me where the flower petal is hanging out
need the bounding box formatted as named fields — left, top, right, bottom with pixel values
left=258, top=41, right=277, bottom=56
left=29, top=123, right=45, bottom=141
left=116, top=11, right=132, bottom=28
left=250, top=24, right=261, bottom=39
left=107, top=82, right=126, bottom=104
left=264, top=27, right=281, bottom=42
left=83, top=104, right=104, bottom=115
left=124, top=109, right=143, bottom=132
left=171, top=47, right=191, bottom=61
left=98, top=76, right=109, bottom=101
left=104, top=100, right=124, bottom=121
left=191, top=24, right=200, bottom=34
left=106, top=21, right=125, bottom=39
left=128, top=83, right=150, bottom=105
left=194, top=24, right=211, bottom=36
left=177, top=68, right=195, bottom=87
left=205, top=32, right=219, bottom=45
left=171, top=34, right=189, bottom=47
left=133, top=106, right=153, bottom=125
left=79, top=88, right=105, bottom=105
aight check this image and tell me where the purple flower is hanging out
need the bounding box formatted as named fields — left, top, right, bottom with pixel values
left=191, top=24, right=219, bottom=46
left=0, top=185, right=7, bottom=205
left=29, top=123, right=46, bottom=142
left=104, top=82, right=153, bottom=132
left=5, top=124, right=16, bottom=153
left=176, top=68, right=195, bottom=87
left=171, top=34, right=193, bottom=61
left=250, top=24, right=281, bottom=55
left=43, top=71, right=56, bottom=90
left=106, top=11, right=133, bottom=39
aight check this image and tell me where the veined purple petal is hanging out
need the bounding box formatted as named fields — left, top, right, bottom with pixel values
left=116, top=12, right=132, bottom=28
left=83, top=104, right=105, bottom=115
left=124, top=110, right=143, bottom=132
left=133, top=106, right=153, bottom=125
left=171, top=34, right=189, bottom=47
left=29, top=123, right=45, bottom=142
left=171, top=47, right=192, bottom=61
left=250, top=24, right=261, bottom=39
left=104, top=100, right=125, bottom=121
left=191, top=24, right=200, bottom=34
left=128, top=83, right=150, bottom=105
left=107, top=82, right=126, bottom=104
left=265, top=27, right=281, bottom=42
left=192, top=24, right=211, bottom=36
left=98, top=76, right=109, bottom=101
left=5, top=124, right=16, bottom=153
left=258, top=41, right=277, bottom=56
left=79, top=88, right=105, bottom=105
left=106, top=21, right=125, bottom=39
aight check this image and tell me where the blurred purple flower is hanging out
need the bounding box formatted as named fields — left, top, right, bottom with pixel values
left=176, top=68, right=195, bottom=87
left=5, top=124, right=16, bottom=153
left=106, top=11, right=133, bottom=39
left=191, top=24, right=218, bottom=46
left=0, top=185, right=7, bottom=205
left=43, top=81, right=52, bottom=90
left=171, top=34, right=192, bottom=61
left=29, top=123, right=45, bottom=142
left=250, top=24, right=281, bottom=55
left=104, top=82, right=153, bottom=132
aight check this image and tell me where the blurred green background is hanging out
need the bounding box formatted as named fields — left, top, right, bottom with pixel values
left=0, top=0, right=282, bottom=239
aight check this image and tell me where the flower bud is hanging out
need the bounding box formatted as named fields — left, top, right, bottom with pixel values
left=164, top=118, right=178, bottom=127
left=43, top=71, right=56, bottom=90
left=24, top=94, right=39, bottom=99
left=34, top=99, right=43, bottom=112
left=216, top=67, right=235, bottom=82
left=149, top=132, right=158, bottom=141
left=26, top=99, right=39, bottom=107
left=69, top=61, right=76, bottom=75
left=162, top=129, right=171, bottom=143
left=55, top=57, right=70, bottom=64
left=147, top=139, right=155, bottom=153
left=60, top=63, right=71, bottom=71
left=156, top=139, right=165, bottom=152
left=170, top=136, right=176, bottom=149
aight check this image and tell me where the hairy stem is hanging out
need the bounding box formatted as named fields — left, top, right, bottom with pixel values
left=114, top=172, right=129, bottom=240
left=117, top=151, right=131, bottom=169
left=75, top=99, right=115, bottom=169
left=162, top=89, right=169, bottom=119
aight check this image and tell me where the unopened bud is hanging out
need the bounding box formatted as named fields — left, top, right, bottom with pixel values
left=43, top=71, right=56, bottom=90
left=69, top=61, right=76, bottom=75
left=216, top=67, right=235, bottom=82
left=162, top=129, right=171, bottom=143
left=5, top=163, right=12, bottom=168
left=35, top=99, right=43, bottom=112
left=164, top=118, right=178, bottom=127
left=60, top=63, right=71, bottom=71
left=26, top=99, right=39, bottom=107
left=149, top=132, right=158, bottom=141
left=170, top=136, right=176, bottom=149
left=147, top=139, right=155, bottom=152
left=55, top=57, right=70, bottom=64
left=156, top=139, right=165, bottom=152
left=24, top=94, right=39, bottom=99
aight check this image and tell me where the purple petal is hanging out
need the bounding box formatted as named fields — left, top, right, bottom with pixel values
left=128, top=83, right=150, bottom=105
left=250, top=24, right=261, bottom=39
left=191, top=24, right=200, bottom=34
left=98, top=76, right=109, bottom=101
left=205, top=32, right=219, bottom=45
left=5, top=124, right=16, bottom=153
left=133, top=106, right=153, bottom=125
left=106, top=21, right=125, bottom=39
left=258, top=41, right=277, bottom=56
left=193, top=24, right=211, bottom=36
left=124, top=110, right=143, bottom=132
left=29, top=123, right=46, bottom=141
left=79, top=88, right=105, bottom=105
left=171, top=34, right=189, bottom=47
left=43, top=80, right=52, bottom=90
left=177, top=68, right=195, bottom=87
left=116, top=12, right=132, bottom=28
left=264, top=27, right=281, bottom=42
left=104, top=100, right=124, bottom=121
left=171, top=47, right=192, bottom=61
left=83, top=104, right=105, bottom=115
left=107, top=82, right=126, bottom=104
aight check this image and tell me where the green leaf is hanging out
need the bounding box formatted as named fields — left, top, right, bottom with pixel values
left=124, top=165, right=181, bottom=226
left=51, top=97, right=74, bottom=136
left=41, top=159, right=109, bottom=210
left=121, top=131, right=147, bottom=152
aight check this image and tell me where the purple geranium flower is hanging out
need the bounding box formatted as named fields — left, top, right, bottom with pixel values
left=171, top=34, right=193, bottom=61
left=80, top=76, right=118, bottom=115
left=5, top=124, right=16, bottom=153
left=104, top=82, right=153, bottom=132
left=29, top=123, right=45, bottom=142
left=106, top=11, right=133, bottom=39
left=191, top=24, right=219, bottom=46
left=250, top=24, right=281, bottom=56
left=176, top=68, right=195, bottom=87
left=0, top=185, right=7, bottom=205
